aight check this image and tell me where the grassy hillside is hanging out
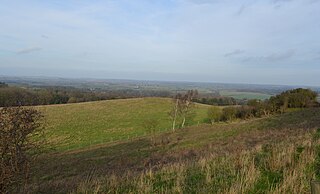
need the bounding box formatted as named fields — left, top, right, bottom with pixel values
left=75, top=132, right=318, bottom=194
left=28, top=107, right=320, bottom=193
left=36, top=97, right=211, bottom=151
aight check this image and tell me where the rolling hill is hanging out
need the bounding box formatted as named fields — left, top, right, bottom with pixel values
left=36, top=97, right=211, bottom=151
left=27, top=98, right=320, bottom=193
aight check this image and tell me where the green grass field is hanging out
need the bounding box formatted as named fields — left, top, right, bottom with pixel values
left=220, top=90, right=272, bottom=100
left=36, top=97, right=211, bottom=151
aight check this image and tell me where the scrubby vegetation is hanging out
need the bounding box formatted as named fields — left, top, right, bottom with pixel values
left=193, top=96, right=237, bottom=106
left=0, top=107, right=43, bottom=193
left=74, top=132, right=317, bottom=193
left=207, top=106, right=222, bottom=124
left=207, top=88, right=319, bottom=123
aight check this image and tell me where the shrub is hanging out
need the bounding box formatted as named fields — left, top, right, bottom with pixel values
left=0, top=107, right=42, bottom=193
left=221, top=107, right=237, bottom=121
left=207, top=107, right=222, bottom=124
left=236, top=106, right=255, bottom=120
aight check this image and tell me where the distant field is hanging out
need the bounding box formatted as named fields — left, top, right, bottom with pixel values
left=220, top=90, right=272, bottom=100
left=36, top=98, right=210, bottom=151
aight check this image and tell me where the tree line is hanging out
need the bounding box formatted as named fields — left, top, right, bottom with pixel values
left=207, top=88, right=318, bottom=124
left=1, top=81, right=265, bottom=108
left=168, top=88, right=318, bottom=130
left=193, top=96, right=238, bottom=106
left=0, top=82, right=243, bottom=107
left=0, top=83, right=172, bottom=107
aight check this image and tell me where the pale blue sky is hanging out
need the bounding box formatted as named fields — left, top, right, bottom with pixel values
left=0, top=0, right=320, bottom=86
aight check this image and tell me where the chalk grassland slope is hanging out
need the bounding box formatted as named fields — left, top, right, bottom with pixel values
left=36, top=97, right=211, bottom=151
left=29, top=108, right=320, bottom=193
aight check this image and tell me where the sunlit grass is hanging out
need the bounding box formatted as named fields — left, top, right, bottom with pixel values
left=36, top=97, right=210, bottom=151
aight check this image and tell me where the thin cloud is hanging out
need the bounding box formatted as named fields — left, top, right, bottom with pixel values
left=16, top=47, right=42, bottom=54
left=242, top=50, right=295, bottom=62
left=264, top=50, right=295, bottom=62
left=224, top=49, right=245, bottom=57
left=271, top=0, right=295, bottom=9
left=236, top=4, right=247, bottom=16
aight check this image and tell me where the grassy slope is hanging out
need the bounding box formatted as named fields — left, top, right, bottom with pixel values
left=36, top=97, right=210, bottom=151
left=29, top=107, right=320, bottom=193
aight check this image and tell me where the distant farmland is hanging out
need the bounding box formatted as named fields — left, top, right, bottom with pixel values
left=36, top=97, right=210, bottom=152
left=220, top=90, right=272, bottom=100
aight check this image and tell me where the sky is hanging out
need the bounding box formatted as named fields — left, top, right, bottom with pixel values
left=0, top=0, right=320, bottom=86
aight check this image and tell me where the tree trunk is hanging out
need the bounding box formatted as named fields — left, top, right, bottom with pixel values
left=172, top=99, right=178, bottom=132
left=172, top=116, right=176, bottom=132
left=181, top=117, right=186, bottom=128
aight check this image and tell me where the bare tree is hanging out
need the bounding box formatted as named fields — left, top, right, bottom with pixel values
left=169, top=90, right=198, bottom=131
left=179, top=90, right=198, bottom=128
left=169, top=93, right=181, bottom=132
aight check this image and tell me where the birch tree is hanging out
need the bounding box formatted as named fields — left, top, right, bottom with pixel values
left=179, top=90, right=198, bottom=128
left=169, top=90, right=198, bottom=131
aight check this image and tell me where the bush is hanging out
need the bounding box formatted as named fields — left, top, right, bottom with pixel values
left=221, top=107, right=237, bottom=121
left=236, top=106, right=255, bottom=120
left=0, top=107, right=42, bottom=193
left=207, top=107, right=222, bottom=124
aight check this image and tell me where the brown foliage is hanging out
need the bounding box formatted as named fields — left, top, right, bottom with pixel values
left=0, top=107, right=42, bottom=193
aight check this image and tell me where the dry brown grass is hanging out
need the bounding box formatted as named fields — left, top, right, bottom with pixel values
left=71, top=128, right=318, bottom=194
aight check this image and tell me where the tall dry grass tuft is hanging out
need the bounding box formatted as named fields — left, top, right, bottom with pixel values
left=225, top=152, right=260, bottom=193
left=271, top=138, right=316, bottom=193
